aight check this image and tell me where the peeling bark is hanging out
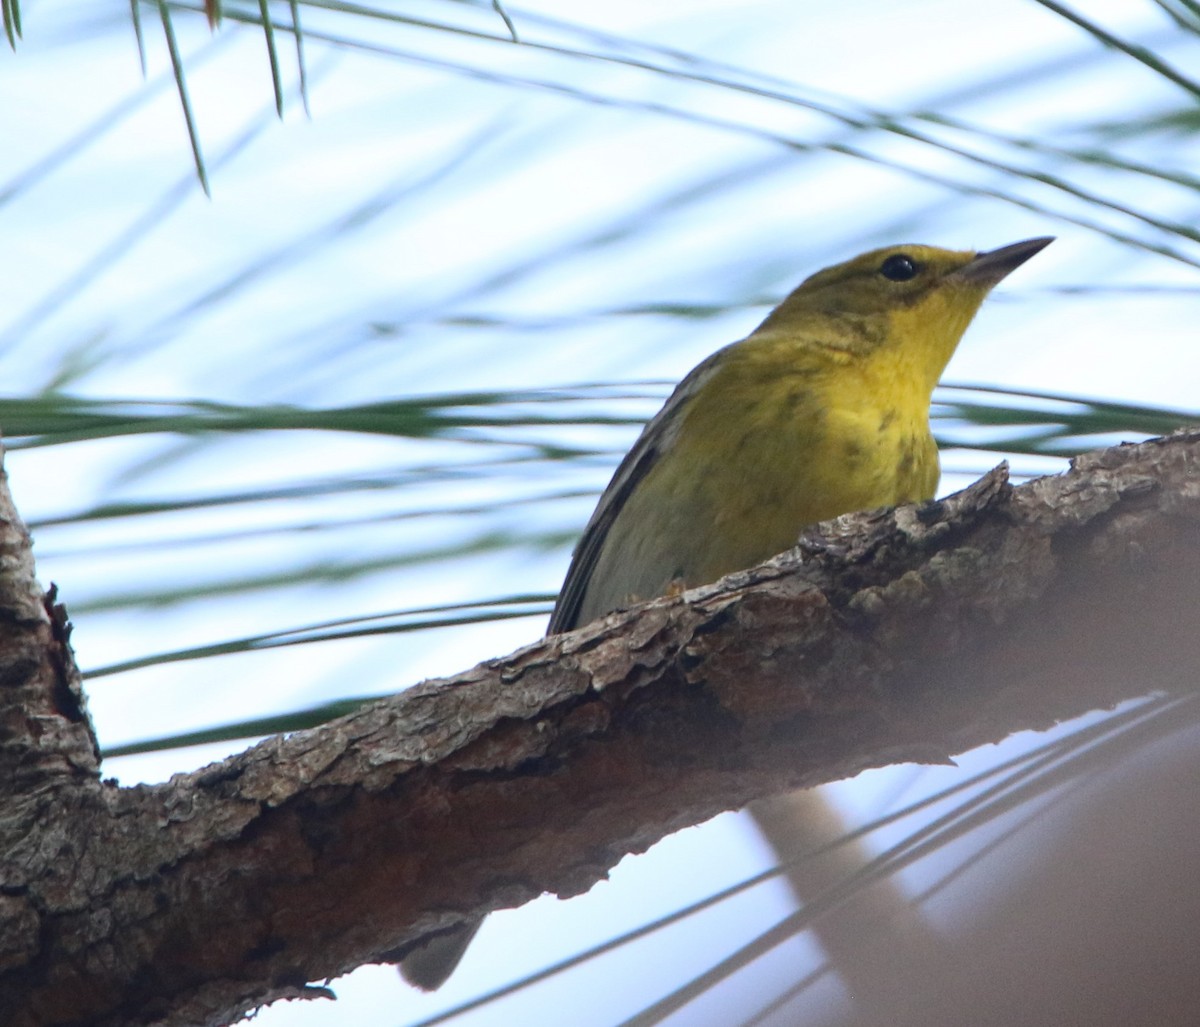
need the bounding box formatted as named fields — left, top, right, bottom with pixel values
left=0, top=428, right=1197, bottom=1026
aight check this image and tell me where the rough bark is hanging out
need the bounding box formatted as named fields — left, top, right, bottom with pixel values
left=0, top=428, right=1197, bottom=1027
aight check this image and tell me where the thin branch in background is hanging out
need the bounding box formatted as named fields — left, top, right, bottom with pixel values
left=130, top=0, right=148, bottom=72
left=36, top=486, right=594, bottom=557
left=525, top=1, right=1189, bottom=223
left=1032, top=0, right=1200, bottom=99
left=737, top=966, right=836, bottom=1027
left=1174, top=0, right=1200, bottom=26
left=65, top=523, right=570, bottom=613
left=1, top=0, right=17, bottom=49
left=820, top=139, right=1199, bottom=270
left=934, top=382, right=1200, bottom=440
left=0, top=390, right=651, bottom=449
left=0, top=32, right=236, bottom=208
left=474, top=3, right=1199, bottom=228
left=477, top=2, right=806, bottom=90
left=88, top=594, right=552, bottom=686
left=27, top=450, right=565, bottom=527
left=492, top=0, right=518, bottom=42
left=1043, top=283, right=1200, bottom=294
left=158, top=0, right=1200, bottom=269
left=257, top=0, right=284, bottom=116
left=156, top=0, right=212, bottom=195
left=102, top=698, right=370, bottom=758
left=1148, top=0, right=1200, bottom=33
left=351, top=35, right=1200, bottom=268
left=95, top=616, right=567, bottom=751
left=906, top=699, right=1200, bottom=916
left=913, top=109, right=1200, bottom=195
left=290, top=0, right=310, bottom=116
left=621, top=908, right=823, bottom=1027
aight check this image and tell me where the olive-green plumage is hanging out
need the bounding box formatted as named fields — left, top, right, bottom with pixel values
left=550, top=237, right=1052, bottom=632
left=399, top=235, right=1052, bottom=992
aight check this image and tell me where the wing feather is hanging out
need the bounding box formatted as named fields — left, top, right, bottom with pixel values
left=547, top=347, right=730, bottom=634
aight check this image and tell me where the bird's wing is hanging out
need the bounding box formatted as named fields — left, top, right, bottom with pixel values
left=548, top=345, right=730, bottom=634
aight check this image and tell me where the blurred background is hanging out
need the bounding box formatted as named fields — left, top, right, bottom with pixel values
left=2, top=0, right=1199, bottom=1023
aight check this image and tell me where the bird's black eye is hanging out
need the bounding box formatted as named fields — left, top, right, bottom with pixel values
left=880, top=254, right=920, bottom=281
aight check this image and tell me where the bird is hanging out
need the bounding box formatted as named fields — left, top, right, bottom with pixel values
left=398, top=235, right=1054, bottom=992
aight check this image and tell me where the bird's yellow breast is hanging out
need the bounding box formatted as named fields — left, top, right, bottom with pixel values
left=579, top=332, right=939, bottom=617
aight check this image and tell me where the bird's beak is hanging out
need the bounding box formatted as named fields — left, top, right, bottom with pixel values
left=955, top=236, right=1054, bottom=286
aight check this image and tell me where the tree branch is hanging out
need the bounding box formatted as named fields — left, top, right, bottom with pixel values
left=2, top=428, right=1198, bottom=1026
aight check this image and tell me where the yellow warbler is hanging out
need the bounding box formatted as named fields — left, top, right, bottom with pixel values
left=399, top=235, right=1053, bottom=990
